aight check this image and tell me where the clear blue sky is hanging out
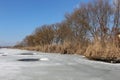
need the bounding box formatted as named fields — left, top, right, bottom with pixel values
left=0, top=0, right=90, bottom=46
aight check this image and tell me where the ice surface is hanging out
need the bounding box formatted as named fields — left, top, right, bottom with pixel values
left=0, top=48, right=120, bottom=80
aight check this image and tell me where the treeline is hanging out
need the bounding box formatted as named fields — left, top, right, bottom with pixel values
left=15, top=0, right=120, bottom=62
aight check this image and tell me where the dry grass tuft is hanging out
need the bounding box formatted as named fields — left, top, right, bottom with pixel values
left=84, top=41, right=120, bottom=62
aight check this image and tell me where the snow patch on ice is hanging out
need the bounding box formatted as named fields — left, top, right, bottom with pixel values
left=0, top=48, right=32, bottom=55
left=40, top=58, right=49, bottom=61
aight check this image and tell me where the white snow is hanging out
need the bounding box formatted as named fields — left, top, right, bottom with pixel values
left=0, top=48, right=29, bottom=55
left=40, top=57, right=49, bottom=61
left=0, top=48, right=120, bottom=80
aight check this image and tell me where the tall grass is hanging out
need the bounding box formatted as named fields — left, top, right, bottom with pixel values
left=20, top=42, right=86, bottom=54
left=84, top=40, right=120, bottom=63
left=19, top=40, right=120, bottom=63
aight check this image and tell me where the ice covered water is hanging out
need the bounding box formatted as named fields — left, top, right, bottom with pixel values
left=0, top=48, right=120, bottom=80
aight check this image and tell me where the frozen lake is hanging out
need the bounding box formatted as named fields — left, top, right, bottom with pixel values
left=0, top=48, right=120, bottom=80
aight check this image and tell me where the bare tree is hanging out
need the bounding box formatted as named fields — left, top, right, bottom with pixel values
left=34, top=25, right=55, bottom=45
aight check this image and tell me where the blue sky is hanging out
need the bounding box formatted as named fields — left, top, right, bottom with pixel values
left=0, top=0, right=90, bottom=46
